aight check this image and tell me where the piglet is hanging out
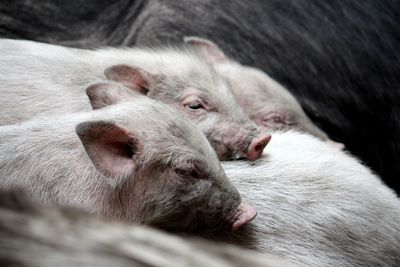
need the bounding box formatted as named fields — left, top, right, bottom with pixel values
left=0, top=82, right=256, bottom=232
left=0, top=39, right=270, bottom=160
left=185, top=36, right=344, bottom=150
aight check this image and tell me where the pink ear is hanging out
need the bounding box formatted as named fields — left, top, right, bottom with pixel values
left=104, top=64, right=155, bottom=95
left=184, top=36, right=228, bottom=64
left=76, top=121, right=139, bottom=186
left=86, top=82, right=140, bottom=110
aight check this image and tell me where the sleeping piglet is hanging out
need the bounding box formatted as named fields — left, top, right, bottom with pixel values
left=185, top=37, right=344, bottom=150
left=0, top=39, right=270, bottom=160
left=0, top=81, right=256, bottom=232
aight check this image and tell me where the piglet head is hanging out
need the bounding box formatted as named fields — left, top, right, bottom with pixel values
left=176, top=87, right=271, bottom=161
left=104, top=63, right=270, bottom=161
left=136, top=155, right=257, bottom=232
left=77, top=82, right=256, bottom=231
left=185, top=36, right=344, bottom=150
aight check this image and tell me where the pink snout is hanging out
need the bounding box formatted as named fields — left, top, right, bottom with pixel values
left=326, top=140, right=345, bottom=150
left=226, top=201, right=257, bottom=230
left=247, top=134, right=271, bottom=160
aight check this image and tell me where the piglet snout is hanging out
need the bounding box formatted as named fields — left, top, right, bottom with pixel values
left=226, top=201, right=257, bottom=230
left=247, top=134, right=271, bottom=160
left=326, top=140, right=345, bottom=150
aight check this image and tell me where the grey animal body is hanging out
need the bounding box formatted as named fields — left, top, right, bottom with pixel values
left=213, top=131, right=400, bottom=267
left=0, top=38, right=269, bottom=160
left=0, top=189, right=296, bottom=267
left=0, top=91, right=255, bottom=231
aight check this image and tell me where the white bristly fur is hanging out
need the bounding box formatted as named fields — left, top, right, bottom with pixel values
left=217, top=131, right=400, bottom=267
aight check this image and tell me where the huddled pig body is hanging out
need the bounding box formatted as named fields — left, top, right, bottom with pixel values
left=0, top=87, right=255, bottom=231
left=0, top=39, right=270, bottom=160
left=0, top=189, right=295, bottom=267
left=214, top=131, right=400, bottom=267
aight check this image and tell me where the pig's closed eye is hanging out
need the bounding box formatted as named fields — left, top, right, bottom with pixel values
left=175, top=168, right=190, bottom=177
left=271, top=115, right=285, bottom=123
left=190, top=169, right=200, bottom=179
left=175, top=168, right=202, bottom=179
left=262, top=113, right=287, bottom=125
left=185, top=102, right=204, bottom=110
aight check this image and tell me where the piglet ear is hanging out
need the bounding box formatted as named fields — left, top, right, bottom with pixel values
left=76, top=121, right=140, bottom=187
left=86, top=82, right=140, bottom=110
left=104, top=64, right=155, bottom=95
left=184, top=36, right=228, bottom=64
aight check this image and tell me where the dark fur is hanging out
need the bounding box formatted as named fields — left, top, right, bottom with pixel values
left=0, top=0, right=399, bottom=193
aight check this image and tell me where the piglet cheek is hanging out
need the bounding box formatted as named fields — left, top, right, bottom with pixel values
left=228, top=202, right=258, bottom=230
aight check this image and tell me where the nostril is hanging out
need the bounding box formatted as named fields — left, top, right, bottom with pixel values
left=247, top=134, right=271, bottom=160
left=254, top=143, right=264, bottom=151
left=258, top=134, right=271, bottom=149
left=225, top=201, right=258, bottom=230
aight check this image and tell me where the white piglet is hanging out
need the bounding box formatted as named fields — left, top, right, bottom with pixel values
left=0, top=39, right=270, bottom=160
left=0, top=82, right=256, bottom=232
left=185, top=36, right=344, bottom=149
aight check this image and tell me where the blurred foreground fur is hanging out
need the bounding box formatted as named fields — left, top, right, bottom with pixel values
left=0, top=189, right=296, bottom=267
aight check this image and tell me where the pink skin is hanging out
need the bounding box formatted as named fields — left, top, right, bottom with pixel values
left=227, top=202, right=258, bottom=230
left=180, top=88, right=270, bottom=160
left=83, top=82, right=259, bottom=231
left=176, top=201, right=258, bottom=231
left=326, top=140, right=346, bottom=150
left=105, top=65, right=270, bottom=161
left=247, top=135, right=271, bottom=160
